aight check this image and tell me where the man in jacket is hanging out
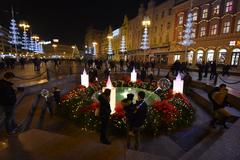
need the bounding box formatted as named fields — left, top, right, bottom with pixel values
left=98, top=89, right=111, bottom=144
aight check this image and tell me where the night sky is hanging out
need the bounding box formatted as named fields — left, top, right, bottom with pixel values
left=0, top=0, right=163, bottom=46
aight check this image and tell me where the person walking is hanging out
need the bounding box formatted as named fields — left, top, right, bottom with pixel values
left=98, top=89, right=111, bottom=144
left=209, top=84, right=231, bottom=128
left=0, top=72, right=18, bottom=134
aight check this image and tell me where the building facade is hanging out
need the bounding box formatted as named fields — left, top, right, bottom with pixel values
left=85, top=0, right=240, bottom=67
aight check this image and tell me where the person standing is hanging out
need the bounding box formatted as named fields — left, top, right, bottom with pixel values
left=0, top=72, right=18, bottom=134
left=197, top=62, right=204, bottom=81
left=210, top=60, right=217, bottom=80
left=132, top=91, right=148, bottom=150
left=204, top=61, right=210, bottom=77
left=121, top=93, right=135, bottom=149
left=98, top=89, right=111, bottom=144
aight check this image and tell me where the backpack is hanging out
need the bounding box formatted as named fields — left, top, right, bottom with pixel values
left=0, top=80, right=17, bottom=106
left=208, top=87, right=219, bottom=102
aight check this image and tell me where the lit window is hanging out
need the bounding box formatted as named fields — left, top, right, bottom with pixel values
left=200, top=26, right=206, bottom=37
left=213, top=5, right=220, bottom=15
left=174, top=54, right=180, bottom=61
left=191, top=28, right=196, bottom=38
left=225, top=1, right=233, bottom=13
left=223, top=21, right=231, bottom=33
left=219, top=49, right=227, bottom=63
left=210, top=24, right=218, bottom=35
left=207, top=50, right=214, bottom=62
left=188, top=51, right=194, bottom=64
left=193, top=12, right=198, bottom=21
left=197, top=50, right=204, bottom=63
left=202, top=9, right=208, bottom=19
left=237, top=20, right=240, bottom=32
left=178, top=15, right=183, bottom=25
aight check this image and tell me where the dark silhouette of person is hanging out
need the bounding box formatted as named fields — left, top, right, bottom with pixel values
left=121, top=93, right=135, bottom=149
left=204, top=61, right=210, bottom=77
left=183, top=72, right=192, bottom=95
left=210, top=60, right=217, bottom=80
left=131, top=91, right=148, bottom=150
left=0, top=72, right=18, bottom=134
left=140, top=67, right=146, bottom=81
left=222, top=64, right=231, bottom=77
left=98, top=89, right=111, bottom=144
left=197, top=62, right=204, bottom=81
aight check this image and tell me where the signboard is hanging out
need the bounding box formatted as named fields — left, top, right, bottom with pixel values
left=229, top=40, right=240, bottom=46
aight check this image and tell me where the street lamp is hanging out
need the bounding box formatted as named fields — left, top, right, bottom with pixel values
left=107, top=35, right=113, bottom=59
left=92, top=42, right=97, bottom=56
left=72, top=45, right=76, bottom=58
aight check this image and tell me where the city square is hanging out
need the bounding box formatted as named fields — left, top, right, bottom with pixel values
left=1, top=0, right=240, bottom=160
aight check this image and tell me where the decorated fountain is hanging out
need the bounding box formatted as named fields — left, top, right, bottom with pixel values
left=60, top=75, right=194, bottom=135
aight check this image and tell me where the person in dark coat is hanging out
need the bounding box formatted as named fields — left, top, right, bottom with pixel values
left=183, top=72, right=192, bottom=95
left=210, top=60, right=217, bottom=80
left=121, top=93, right=136, bottom=149
left=132, top=91, right=148, bottom=150
left=197, top=62, right=204, bottom=81
left=204, top=61, right=210, bottom=77
left=140, top=67, right=146, bottom=81
left=98, top=89, right=111, bottom=144
left=0, top=72, right=18, bottom=134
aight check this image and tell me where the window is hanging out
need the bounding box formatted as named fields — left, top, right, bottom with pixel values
left=192, top=28, right=196, bottom=38
left=207, top=50, right=214, bottom=62
left=219, top=49, right=227, bottom=63
left=197, top=50, right=204, bottom=63
left=231, top=49, right=240, bottom=66
left=210, top=24, right=218, bottom=35
left=213, top=5, right=220, bottom=15
left=237, top=20, right=240, bottom=32
left=202, top=9, right=208, bottom=19
left=225, top=1, right=233, bottom=13
left=200, top=26, right=206, bottom=37
left=178, top=31, right=182, bottom=41
left=174, top=54, right=180, bottom=61
left=178, top=15, right=183, bottom=25
left=160, top=24, right=163, bottom=32
left=188, top=51, right=194, bottom=64
left=193, top=11, right=198, bottom=21
left=223, top=21, right=231, bottom=33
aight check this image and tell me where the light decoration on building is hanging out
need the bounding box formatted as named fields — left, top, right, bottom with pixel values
left=180, top=12, right=194, bottom=47
left=120, top=35, right=127, bottom=53
left=29, top=37, right=35, bottom=52
left=81, top=69, right=89, bottom=88
left=131, top=67, right=137, bottom=82
left=107, top=35, right=113, bottom=55
left=102, top=76, right=116, bottom=114
left=173, top=73, right=184, bottom=94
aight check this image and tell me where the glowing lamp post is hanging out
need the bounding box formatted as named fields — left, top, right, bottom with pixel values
left=102, top=76, right=116, bottom=114
left=131, top=67, right=137, bottom=82
left=81, top=69, right=89, bottom=88
left=92, top=42, right=97, bottom=56
left=173, top=73, right=184, bottom=94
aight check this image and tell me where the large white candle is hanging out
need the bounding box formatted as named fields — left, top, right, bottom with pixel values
left=81, top=69, right=89, bottom=88
left=131, top=67, right=137, bottom=82
left=173, top=73, right=184, bottom=94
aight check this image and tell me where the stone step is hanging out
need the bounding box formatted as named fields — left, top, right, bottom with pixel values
left=179, top=129, right=224, bottom=160
left=197, top=119, right=240, bottom=160
left=0, top=129, right=172, bottom=160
